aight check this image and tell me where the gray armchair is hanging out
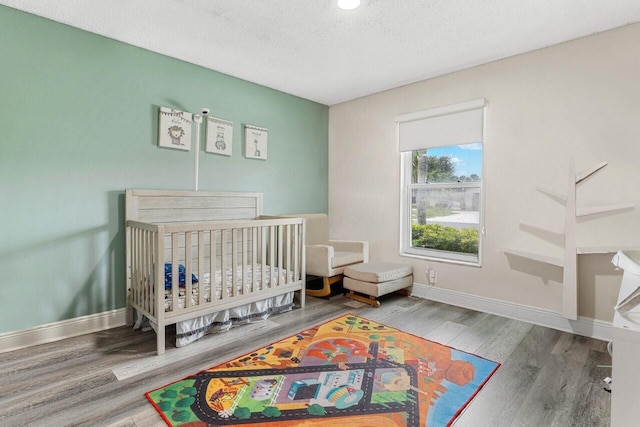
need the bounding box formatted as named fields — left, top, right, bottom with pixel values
left=282, top=213, right=369, bottom=297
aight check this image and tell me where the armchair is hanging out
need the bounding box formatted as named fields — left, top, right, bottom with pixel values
left=282, top=213, right=369, bottom=297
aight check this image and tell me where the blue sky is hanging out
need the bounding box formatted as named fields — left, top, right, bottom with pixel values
left=428, top=143, right=482, bottom=178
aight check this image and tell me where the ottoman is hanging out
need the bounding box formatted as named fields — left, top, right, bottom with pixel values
left=343, top=262, right=413, bottom=307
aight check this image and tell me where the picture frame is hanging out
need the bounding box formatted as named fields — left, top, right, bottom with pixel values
left=205, top=116, right=233, bottom=156
left=244, top=125, right=268, bottom=160
left=158, top=107, right=192, bottom=151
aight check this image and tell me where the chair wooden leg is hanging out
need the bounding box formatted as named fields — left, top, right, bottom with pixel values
left=306, top=275, right=342, bottom=297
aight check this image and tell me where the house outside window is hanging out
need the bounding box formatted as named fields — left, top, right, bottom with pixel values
left=397, top=99, right=486, bottom=266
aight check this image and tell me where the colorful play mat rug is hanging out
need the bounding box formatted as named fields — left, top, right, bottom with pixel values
left=146, top=314, right=500, bottom=426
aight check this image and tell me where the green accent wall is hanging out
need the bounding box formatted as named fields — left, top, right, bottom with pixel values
left=0, top=6, right=328, bottom=333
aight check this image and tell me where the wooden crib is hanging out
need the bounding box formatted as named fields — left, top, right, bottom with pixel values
left=125, top=189, right=305, bottom=354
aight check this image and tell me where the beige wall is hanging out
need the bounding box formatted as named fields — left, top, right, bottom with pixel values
left=328, top=23, right=640, bottom=322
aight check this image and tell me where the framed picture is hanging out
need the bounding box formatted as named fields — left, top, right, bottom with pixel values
left=158, top=107, right=192, bottom=151
left=245, top=125, right=268, bottom=160
left=205, top=116, right=233, bottom=156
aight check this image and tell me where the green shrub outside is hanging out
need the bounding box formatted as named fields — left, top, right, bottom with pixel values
left=412, top=223, right=478, bottom=254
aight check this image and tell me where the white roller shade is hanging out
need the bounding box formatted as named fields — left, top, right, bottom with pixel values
left=397, top=99, right=486, bottom=152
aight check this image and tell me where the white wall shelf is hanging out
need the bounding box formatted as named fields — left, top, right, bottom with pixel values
left=504, top=161, right=635, bottom=320
left=503, top=248, right=564, bottom=267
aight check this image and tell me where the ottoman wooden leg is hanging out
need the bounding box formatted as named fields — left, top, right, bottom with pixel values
left=344, top=290, right=381, bottom=307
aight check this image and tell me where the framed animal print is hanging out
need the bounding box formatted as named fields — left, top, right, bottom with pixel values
left=245, top=124, right=268, bottom=160
left=205, top=116, right=233, bottom=156
left=158, top=107, right=192, bottom=151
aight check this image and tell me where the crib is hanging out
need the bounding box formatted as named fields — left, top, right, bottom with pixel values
left=125, top=189, right=306, bottom=355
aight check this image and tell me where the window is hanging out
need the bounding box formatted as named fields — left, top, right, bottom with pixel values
left=397, top=99, right=485, bottom=265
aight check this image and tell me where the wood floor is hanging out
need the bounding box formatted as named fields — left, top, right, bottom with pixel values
left=0, top=293, right=611, bottom=427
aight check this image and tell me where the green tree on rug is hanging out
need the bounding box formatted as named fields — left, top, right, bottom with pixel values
left=234, top=407, right=252, bottom=419
left=149, top=380, right=199, bottom=425
left=262, top=406, right=282, bottom=417
left=308, top=404, right=327, bottom=415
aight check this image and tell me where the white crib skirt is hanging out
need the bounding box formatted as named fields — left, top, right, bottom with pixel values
left=134, top=292, right=294, bottom=348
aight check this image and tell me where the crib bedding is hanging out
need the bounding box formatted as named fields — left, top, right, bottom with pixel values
left=135, top=292, right=294, bottom=347
left=164, top=264, right=295, bottom=311
left=136, top=264, right=295, bottom=347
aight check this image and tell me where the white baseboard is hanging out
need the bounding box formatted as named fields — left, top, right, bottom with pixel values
left=0, top=308, right=127, bottom=354
left=0, top=286, right=612, bottom=354
left=411, top=283, right=612, bottom=342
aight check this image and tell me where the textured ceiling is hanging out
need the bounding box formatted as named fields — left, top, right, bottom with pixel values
left=2, top=0, right=640, bottom=105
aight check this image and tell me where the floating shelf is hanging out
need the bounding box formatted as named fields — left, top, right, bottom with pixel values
left=504, top=160, right=635, bottom=320
left=576, top=203, right=635, bottom=218
left=575, top=161, right=607, bottom=184
left=519, top=221, right=565, bottom=237
left=503, top=248, right=564, bottom=267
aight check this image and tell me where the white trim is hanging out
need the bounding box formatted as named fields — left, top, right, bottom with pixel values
left=411, top=283, right=612, bottom=342
left=0, top=308, right=127, bottom=354
left=400, top=251, right=482, bottom=267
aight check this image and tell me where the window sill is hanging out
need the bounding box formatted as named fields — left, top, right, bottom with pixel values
left=399, top=251, right=482, bottom=268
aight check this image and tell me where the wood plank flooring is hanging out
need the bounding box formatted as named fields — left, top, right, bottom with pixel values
left=0, top=294, right=612, bottom=426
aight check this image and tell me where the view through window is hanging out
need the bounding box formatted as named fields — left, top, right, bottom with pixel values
left=404, top=142, right=482, bottom=264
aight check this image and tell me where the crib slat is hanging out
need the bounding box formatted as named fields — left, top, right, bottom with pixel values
left=198, top=231, right=205, bottom=306
left=139, top=229, right=145, bottom=313
left=149, top=230, right=155, bottom=314
left=252, top=227, right=258, bottom=293
left=130, top=228, right=136, bottom=308
left=269, top=226, right=276, bottom=288
left=294, top=224, right=299, bottom=282
left=232, top=229, right=238, bottom=297
left=135, top=228, right=142, bottom=308
left=277, top=225, right=283, bottom=286
left=242, top=228, right=248, bottom=294
left=172, top=233, right=179, bottom=313
left=149, top=230, right=155, bottom=316
left=286, top=225, right=291, bottom=284
left=220, top=229, right=227, bottom=300
left=145, top=230, right=150, bottom=309
left=210, top=230, right=217, bottom=302
left=140, top=229, right=145, bottom=313
left=261, top=226, right=267, bottom=290
left=142, top=230, right=148, bottom=314
left=155, top=224, right=166, bottom=354
left=185, top=232, right=192, bottom=308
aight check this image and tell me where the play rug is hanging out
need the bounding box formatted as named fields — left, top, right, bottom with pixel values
left=146, top=314, right=499, bottom=426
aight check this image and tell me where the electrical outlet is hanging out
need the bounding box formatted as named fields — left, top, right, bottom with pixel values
left=428, top=269, right=437, bottom=284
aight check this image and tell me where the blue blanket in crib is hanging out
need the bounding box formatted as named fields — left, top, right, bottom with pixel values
left=164, top=263, right=199, bottom=290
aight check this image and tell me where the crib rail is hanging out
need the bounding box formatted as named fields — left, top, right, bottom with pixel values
left=127, top=217, right=305, bottom=325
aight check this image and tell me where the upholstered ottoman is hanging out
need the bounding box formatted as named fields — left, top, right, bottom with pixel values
left=343, top=263, right=413, bottom=307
